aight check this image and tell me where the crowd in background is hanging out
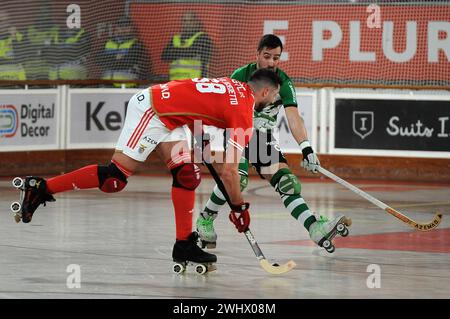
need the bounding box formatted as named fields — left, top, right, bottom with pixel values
left=0, top=8, right=212, bottom=87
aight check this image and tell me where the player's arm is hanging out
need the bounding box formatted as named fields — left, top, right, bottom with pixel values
left=279, top=76, right=308, bottom=144
left=220, top=145, right=244, bottom=205
left=285, top=106, right=308, bottom=144
left=281, top=78, right=320, bottom=173
left=220, top=102, right=253, bottom=233
left=217, top=139, right=251, bottom=233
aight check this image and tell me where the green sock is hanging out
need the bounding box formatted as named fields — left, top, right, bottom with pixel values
left=279, top=193, right=316, bottom=230
left=270, top=168, right=316, bottom=231
left=203, top=185, right=226, bottom=215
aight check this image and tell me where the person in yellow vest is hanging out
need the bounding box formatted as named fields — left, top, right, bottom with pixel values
left=98, top=16, right=150, bottom=87
left=162, top=11, right=213, bottom=80
left=48, top=27, right=90, bottom=80
left=20, top=5, right=59, bottom=80
left=0, top=10, right=26, bottom=82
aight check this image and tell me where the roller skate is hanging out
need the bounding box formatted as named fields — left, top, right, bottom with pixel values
left=172, top=232, right=217, bottom=275
left=196, top=211, right=218, bottom=249
left=10, top=176, right=55, bottom=223
left=308, top=214, right=352, bottom=253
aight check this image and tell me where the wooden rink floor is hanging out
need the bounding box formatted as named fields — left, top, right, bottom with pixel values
left=0, top=174, right=449, bottom=299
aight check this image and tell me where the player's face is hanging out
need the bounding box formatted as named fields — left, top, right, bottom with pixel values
left=256, top=47, right=282, bottom=71
left=254, top=85, right=280, bottom=111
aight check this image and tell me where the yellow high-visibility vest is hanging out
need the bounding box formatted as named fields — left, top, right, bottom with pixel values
left=104, top=38, right=137, bottom=54
left=169, top=32, right=204, bottom=80
left=102, top=38, right=138, bottom=87
left=0, top=32, right=26, bottom=80
left=49, top=29, right=87, bottom=80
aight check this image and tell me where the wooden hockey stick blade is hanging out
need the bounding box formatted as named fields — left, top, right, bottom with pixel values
left=259, top=259, right=297, bottom=275
left=244, top=229, right=296, bottom=275
left=386, top=208, right=443, bottom=232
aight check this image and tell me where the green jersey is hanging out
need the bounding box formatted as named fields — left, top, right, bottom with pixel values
left=231, top=63, right=297, bottom=132
left=231, top=63, right=297, bottom=117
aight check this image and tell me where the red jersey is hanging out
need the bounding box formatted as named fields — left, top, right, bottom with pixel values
left=151, top=77, right=254, bottom=151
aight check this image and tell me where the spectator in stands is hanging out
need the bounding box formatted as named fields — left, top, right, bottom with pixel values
left=48, top=26, right=91, bottom=80
left=97, top=16, right=150, bottom=87
left=162, top=11, right=213, bottom=80
left=21, top=5, right=59, bottom=80
left=0, top=10, right=26, bottom=81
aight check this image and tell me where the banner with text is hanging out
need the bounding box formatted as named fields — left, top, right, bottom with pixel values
left=131, top=3, right=450, bottom=87
left=0, top=91, right=59, bottom=151
left=68, top=90, right=138, bottom=148
left=332, top=97, right=450, bottom=157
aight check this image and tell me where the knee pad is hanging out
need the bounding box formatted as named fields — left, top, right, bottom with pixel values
left=98, top=162, right=128, bottom=193
left=171, top=163, right=201, bottom=190
left=270, top=168, right=301, bottom=195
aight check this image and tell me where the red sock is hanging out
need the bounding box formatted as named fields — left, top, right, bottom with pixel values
left=46, top=165, right=99, bottom=194
left=171, top=187, right=195, bottom=240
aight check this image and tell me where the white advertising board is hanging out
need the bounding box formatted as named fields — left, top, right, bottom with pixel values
left=0, top=90, right=60, bottom=151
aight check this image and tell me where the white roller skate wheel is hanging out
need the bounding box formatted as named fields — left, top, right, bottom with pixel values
left=341, top=227, right=349, bottom=237
left=172, top=263, right=185, bottom=274
left=12, top=177, right=24, bottom=188
left=326, top=245, right=336, bottom=253
left=337, top=223, right=345, bottom=232
left=195, top=264, right=207, bottom=275
left=28, top=179, right=36, bottom=187
left=322, top=240, right=331, bottom=249
left=11, top=202, right=21, bottom=213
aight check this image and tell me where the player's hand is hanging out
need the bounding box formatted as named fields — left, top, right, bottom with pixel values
left=229, top=202, right=250, bottom=233
left=253, top=111, right=277, bottom=133
left=300, top=140, right=320, bottom=173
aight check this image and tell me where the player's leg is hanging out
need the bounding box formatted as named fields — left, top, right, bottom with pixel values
left=260, top=135, right=350, bottom=248
left=17, top=89, right=149, bottom=223
left=262, top=161, right=318, bottom=232
left=196, top=124, right=252, bottom=248
left=156, top=138, right=216, bottom=264
left=251, top=129, right=319, bottom=230
left=196, top=156, right=249, bottom=248
left=18, top=155, right=134, bottom=223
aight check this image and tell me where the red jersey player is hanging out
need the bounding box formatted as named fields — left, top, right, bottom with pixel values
left=12, top=68, right=281, bottom=273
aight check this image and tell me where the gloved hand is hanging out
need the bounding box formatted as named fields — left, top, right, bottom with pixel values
left=229, top=202, right=250, bottom=233
left=299, top=140, right=320, bottom=173
left=253, top=111, right=277, bottom=133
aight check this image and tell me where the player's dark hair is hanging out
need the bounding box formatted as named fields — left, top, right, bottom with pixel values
left=257, top=34, right=283, bottom=52
left=248, top=68, right=282, bottom=91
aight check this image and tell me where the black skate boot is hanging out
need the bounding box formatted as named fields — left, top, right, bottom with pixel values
left=12, top=176, right=55, bottom=223
left=172, top=232, right=217, bottom=274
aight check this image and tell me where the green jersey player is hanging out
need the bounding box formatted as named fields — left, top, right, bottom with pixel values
left=196, top=34, right=350, bottom=252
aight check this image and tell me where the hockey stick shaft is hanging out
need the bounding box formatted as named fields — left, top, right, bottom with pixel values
left=192, top=135, right=266, bottom=257
left=200, top=157, right=266, bottom=260
left=317, top=166, right=442, bottom=231
left=193, top=134, right=295, bottom=274
left=203, top=159, right=296, bottom=274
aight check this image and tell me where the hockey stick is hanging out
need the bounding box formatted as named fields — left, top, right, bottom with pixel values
left=194, top=134, right=296, bottom=275
left=317, top=166, right=442, bottom=231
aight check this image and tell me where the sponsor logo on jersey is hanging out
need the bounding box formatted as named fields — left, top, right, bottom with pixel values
left=138, top=143, right=147, bottom=154
left=143, top=135, right=158, bottom=145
